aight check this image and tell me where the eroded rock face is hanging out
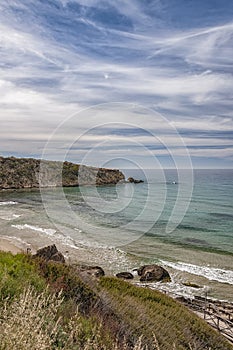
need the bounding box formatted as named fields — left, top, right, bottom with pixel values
left=34, top=244, right=65, bottom=263
left=138, top=264, right=171, bottom=282
left=116, top=272, right=134, bottom=280
left=0, top=156, right=125, bottom=189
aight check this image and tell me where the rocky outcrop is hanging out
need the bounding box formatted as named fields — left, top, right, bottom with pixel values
left=0, top=156, right=125, bottom=189
left=127, top=177, right=144, bottom=184
left=116, top=272, right=134, bottom=280
left=138, top=264, right=171, bottom=282
left=75, top=265, right=105, bottom=278
left=34, top=244, right=65, bottom=263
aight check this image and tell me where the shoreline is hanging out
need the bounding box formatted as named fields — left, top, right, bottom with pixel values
left=1, top=230, right=233, bottom=301
left=1, top=236, right=232, bottom=304
left=0, top=237, right=24, bottom=254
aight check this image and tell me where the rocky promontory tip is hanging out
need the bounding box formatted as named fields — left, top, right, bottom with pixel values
left=127, top=177, right=144, bottom=184
left=0, top=156, right=125, bottom=189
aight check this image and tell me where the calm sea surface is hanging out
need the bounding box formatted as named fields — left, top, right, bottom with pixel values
left=0, top=169, right=232, bottom=301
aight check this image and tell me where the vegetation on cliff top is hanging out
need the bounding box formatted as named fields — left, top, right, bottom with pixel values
left=0, top=251, right=232, bottom=350
left=0, top=156, right=125, bottom=189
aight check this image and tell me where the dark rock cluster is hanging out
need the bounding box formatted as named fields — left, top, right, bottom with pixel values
left=34, top=245, right=171, bottom=284
left=116, top=264, right=171, bottom=282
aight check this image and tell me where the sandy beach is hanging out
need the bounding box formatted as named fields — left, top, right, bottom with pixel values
left=0, top=237, right=23, bottom=254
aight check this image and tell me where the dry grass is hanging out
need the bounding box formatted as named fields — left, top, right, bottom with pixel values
left=0, top=287, right=63, bottom=350
left=0, top=286, right=162, bottom=350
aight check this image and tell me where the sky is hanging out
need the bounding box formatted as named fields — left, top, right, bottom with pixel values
left=0, top=0, right=233, bottom=169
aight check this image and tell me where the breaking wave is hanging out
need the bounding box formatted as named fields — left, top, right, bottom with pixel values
left=160, top=260, right=233, bottom=285
left=0, top=201, right=18, bottom=206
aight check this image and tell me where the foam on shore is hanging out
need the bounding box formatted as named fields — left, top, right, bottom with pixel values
left=0, top=201, right=18, bottom=206
left=12, top=224, right=56, bottom=236
left=160, top=260, right=233, bottom=285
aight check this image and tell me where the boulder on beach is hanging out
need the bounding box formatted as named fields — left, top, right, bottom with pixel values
left=116, top=272, right=134, bottom=280
left=34, top=244, right=65, bottom=263
left=137, top=264, right=171, bottom=282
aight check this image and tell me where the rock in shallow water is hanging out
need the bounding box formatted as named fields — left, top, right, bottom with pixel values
left=127, top=177, right=144, bottom=184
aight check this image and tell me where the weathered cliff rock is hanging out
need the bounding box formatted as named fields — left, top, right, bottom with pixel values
left=138, top=264, right=171, bottom=282
left=34, top=244, right=65, bottom=263
left=0, top=156, right=125, bottom=189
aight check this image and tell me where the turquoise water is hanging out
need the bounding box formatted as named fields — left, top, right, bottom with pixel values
left=0, top=169, right=232, bottom=300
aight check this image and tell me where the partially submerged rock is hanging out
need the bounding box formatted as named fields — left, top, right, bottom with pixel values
left=182, top=282, right=201, bottom=289
left=127, top=177, right=144, bottom=184
left=138, top=264, right=171, bottom=282
left=116, top=272, right=134, bottom=280
left=34, top=244, right=65, bottom=263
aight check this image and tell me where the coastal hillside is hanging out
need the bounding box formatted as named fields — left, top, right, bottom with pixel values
left=0, top=156, right=125, bottom=189
left=0, top=250, right=232, bottom=350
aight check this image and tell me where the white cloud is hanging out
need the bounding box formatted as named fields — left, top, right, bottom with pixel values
left=0, top=1, right=232, bottom=166
left=148, top=22, right=233, bottom=69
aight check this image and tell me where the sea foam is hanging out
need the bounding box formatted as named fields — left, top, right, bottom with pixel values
left=12, top=224, right=56, bottom=236
left=137, top=280, right=206, bottom=299
left=0, top=213, right=21, bottom=221
left=11, top=224, right=80, bottom=251
left=0, top=201, right=18, bottom=206
left=160, top=260, right=233, bottom=285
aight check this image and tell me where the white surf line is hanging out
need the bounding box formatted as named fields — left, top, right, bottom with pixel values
left=0, top=201, right=18, bottom=206
left=160, top=260, right=233, bottom=285
left=11, top=224, right=56, bottom=236
left=11, top=224, right=81, bottom=251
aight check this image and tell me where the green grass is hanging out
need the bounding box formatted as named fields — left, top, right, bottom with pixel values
left=0, top=252, right=118, bottom=349
left=98, top=277, right=233, bottom=350
left=0, top=252, right=45, bottom=300
left=0, top=252, right=232, bottom=350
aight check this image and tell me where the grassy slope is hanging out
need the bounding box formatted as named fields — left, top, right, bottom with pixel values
left=99, top=277, right=232, bottom=350
left=0, top=252, right=232, bottom=350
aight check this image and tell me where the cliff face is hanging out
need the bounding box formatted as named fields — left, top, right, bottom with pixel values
left=0, top=156, right=125, bottom=190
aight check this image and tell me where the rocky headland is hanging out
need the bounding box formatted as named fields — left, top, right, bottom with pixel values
left=0, top=156, right=125, bottom=189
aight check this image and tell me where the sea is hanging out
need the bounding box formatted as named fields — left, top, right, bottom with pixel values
left=0, top=169, right=232, bottom=302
